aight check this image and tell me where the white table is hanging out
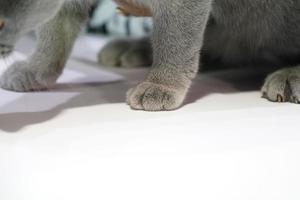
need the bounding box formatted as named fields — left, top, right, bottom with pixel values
left=1, top=35, right=300, bottom=200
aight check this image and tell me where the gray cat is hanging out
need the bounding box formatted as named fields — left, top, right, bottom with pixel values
left=1, top=0, right=300, bottom=111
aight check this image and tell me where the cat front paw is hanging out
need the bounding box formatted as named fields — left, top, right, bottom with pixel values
left=0, top=62, right=58, bottom=92
left=126, top=82, right=187, bottom=111
left=262, top=67, right=300, bottom=104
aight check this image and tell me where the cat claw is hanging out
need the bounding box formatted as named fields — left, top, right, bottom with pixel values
left=277, top=94, right=284, bottom=103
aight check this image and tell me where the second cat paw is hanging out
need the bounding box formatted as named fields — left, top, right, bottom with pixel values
left=262, top=67, right=300, bottom=104
left=98, top=38, right=152, bottom=68
left=0, top=62, right=58, bottom=92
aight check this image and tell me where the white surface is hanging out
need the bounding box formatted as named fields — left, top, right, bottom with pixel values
left=1, top=35, right=300, bottom=200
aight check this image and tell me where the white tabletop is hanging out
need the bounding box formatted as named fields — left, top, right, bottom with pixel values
left=1, top=35, right=299, bottom=200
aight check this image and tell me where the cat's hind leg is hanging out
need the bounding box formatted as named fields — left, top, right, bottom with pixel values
left=0, top=2, right=89, bottom=92
left=262, top=66, right=300, bottom=103
left=98, top=37, right=153, bottom=68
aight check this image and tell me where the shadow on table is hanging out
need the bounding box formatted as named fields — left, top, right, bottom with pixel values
left=0, top=66, right=274, bottom=133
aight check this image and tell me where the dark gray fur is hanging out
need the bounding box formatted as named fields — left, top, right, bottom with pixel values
left=1, top=0, right=300, bottom=111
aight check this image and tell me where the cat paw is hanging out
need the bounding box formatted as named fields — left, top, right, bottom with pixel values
left=98, top=38, right=152, bottom=68
left=0, top=62, right=57, bottom=92
left=262, top=67, right=300, bottom=104
left=126, top=82, right=186, bottom=111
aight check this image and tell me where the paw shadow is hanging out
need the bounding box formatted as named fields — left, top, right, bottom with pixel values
left=0, top=65, right=275, bottom=133
left=0, top=61, right=150, bottom=133
left=184, top=67, right=274, bottom=105
left=0, top=80, right=136, bottom=133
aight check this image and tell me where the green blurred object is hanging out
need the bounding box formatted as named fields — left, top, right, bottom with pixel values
left=88, top=0, right=152, bottom=36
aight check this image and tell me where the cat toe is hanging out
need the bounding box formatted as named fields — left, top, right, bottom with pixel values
left=127, top=82, right=186, bottom=111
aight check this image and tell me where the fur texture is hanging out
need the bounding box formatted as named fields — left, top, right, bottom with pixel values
left=0, top=0, right=300, bottom=111
left=0, top=0, right=93, bottom=91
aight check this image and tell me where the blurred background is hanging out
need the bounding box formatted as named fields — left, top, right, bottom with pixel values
left=87, top=0, right=152, bottom=37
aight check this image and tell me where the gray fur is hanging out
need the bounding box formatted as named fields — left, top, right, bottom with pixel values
left=1, top=0, right=300, bottom=111
left=0, top=0, right=93, bottom=91
left=98, top=37, right=152, bottom=68
left=262, top=67, right=300, bottom=103
left=101, top=0, right=300, bottom=110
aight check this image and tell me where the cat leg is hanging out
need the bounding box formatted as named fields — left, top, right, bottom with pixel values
left=262, top=66, right=300, bottom=103
left=0, top=2, right=89, bottom=92
left=98, top=36, right=153, bottom=68
left=127, top=0, right=212, bottom=111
